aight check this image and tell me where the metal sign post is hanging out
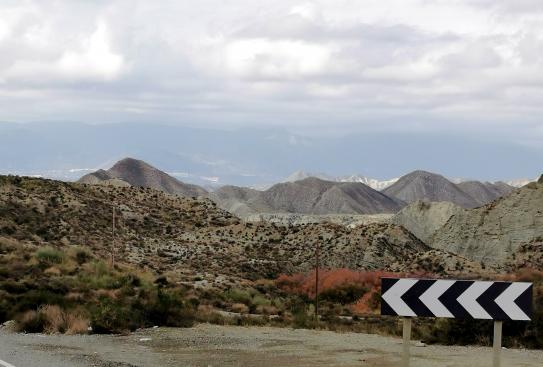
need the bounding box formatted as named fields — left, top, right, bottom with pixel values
left=493, top=320, right=502, bottom=367
left=402, top=317, right=411, bottom=367
left=381, top=278, right=533, bottom=367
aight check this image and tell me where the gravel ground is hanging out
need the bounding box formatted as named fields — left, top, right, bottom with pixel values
left=1, top=324, right=542, bottom=367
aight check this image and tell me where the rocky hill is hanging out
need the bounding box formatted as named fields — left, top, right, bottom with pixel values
left=78, top=158, right=207, bottom=197
left=431, top=179, right=543, bottom=266
left=245, top=213, right=393, bottom=228
left=456, top=181, right=513, bottom=206
left=391, top=201, right=465, bottom=243
left=0, top=175, right=443, bottom=283
left=209, top=177, right=405, bottom=218
left=383, top=170, right=513, bottom=208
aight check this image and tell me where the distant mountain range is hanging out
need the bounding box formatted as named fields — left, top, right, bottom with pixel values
left=283, top=170, right=531, bottom=191
left=282, top=171, right=399, bottom=191
left=382, top=170, right=514, bottom=208
left=77, top=158, right=522, bottom=217
left=210, top=177, right=405, bottom=218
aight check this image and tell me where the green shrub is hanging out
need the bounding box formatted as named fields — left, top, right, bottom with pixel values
left=290, top=298, right=317, bottom=329
left=90, top=298, right=135, bottom=333
left=145, top=288, right=195, bottom=328
left=35, top=247, right=64, bottom=265
left=73, top=247, right=92, bottom=265
left=252, top=294, right=271, bottom=307
left=225, top=288, right=252, bottom=305
left=79, top=261, right=124, bottom=290
left=15, top=289, right=66, bottom=313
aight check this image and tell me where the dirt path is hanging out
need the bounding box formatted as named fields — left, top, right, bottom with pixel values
left=1, top=324, right=542, bottom=366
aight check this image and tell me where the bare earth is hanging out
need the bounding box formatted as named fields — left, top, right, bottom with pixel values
left=1, top=324, right=542, bottom=367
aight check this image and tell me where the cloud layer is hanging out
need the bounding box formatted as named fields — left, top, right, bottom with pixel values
left=1, top=0, right=543, bottom=145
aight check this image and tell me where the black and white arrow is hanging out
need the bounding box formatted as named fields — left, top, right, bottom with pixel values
left=381, top=278, right=532, bottom=321
left=419, top=279, right=455, bottom=318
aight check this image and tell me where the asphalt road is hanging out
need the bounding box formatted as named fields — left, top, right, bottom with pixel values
left=1, top=324, right=542, bottom=367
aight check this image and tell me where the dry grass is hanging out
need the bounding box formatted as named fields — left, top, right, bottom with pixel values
left=44, top=266, right=61, bottom=275
left=65, top=311, right=89, bottom=335
left=231, top=303, right=249, bottom=314
left=94, top=289, right=119, bottom=299
left=39, top=305, right=66, bottom=333
left=15, top=305, right=89, bottom=334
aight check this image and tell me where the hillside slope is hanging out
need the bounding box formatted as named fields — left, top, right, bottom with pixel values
left=431, top=180, right=543, bottom=266
left=0, top=175, right=435, bottom=281
left=79, top=158, right=207, bottom=197
left=392, top=201, right=465, bottom=243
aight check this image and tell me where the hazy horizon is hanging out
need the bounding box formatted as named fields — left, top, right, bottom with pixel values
left=0, top=120, right=540, bottom=186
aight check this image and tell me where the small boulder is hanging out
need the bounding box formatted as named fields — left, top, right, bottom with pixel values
left=1, top=320, right=16, bottom=331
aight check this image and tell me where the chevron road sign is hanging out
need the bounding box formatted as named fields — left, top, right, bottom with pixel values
left=381, top=278, right=533, bottom=321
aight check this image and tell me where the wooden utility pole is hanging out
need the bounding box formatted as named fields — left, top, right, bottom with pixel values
left=315, top=241, right=320, bottom=323
left=111, top=206, right=116, bottom=268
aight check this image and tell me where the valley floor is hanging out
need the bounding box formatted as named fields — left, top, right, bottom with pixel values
left=1, top=324, right=542, bottom=367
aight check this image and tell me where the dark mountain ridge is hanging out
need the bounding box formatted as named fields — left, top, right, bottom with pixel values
left=78, top=158, right=207, bottom=197
left=209, top=177, right=406, bottom=217
left=383, top=170, right=514, bottom=208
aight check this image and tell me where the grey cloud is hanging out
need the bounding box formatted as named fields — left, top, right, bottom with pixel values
left=0, top=0, right=542, bottom=154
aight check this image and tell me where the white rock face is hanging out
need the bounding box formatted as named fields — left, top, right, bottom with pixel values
left=245, top=212, right=393, bottom=227
left=392, top=201, right=465, bottom=243
left=431, top=181, right=543, bottom=266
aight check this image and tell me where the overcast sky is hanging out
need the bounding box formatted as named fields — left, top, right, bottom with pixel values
left=1, top=0, right=543, bottom=149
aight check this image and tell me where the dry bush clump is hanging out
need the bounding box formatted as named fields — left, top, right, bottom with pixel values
left=65, top=311, right=90, bottom=335
left=39, top=305, right=66, bottom=333
left=231, top=303, right=249, bottom=314
left=15, top=305, right=89, bottom=335
left=44, top=266, right=61, bottom=276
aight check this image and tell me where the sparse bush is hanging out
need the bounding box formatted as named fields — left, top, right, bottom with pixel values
left=39, top=305, right=66, bottom=333
left=90, top=297, right=134, bottom=333
left=251, top=294, right=271, bottom=308
left=225, top=288, right=252, bottom=305
left=71, top=247, right=92, bottom=265
left=65, top=311, right=90, bottom=335
left=320, top=283, right=368, bottom=305
left=35, top=247, right=64, bottom=266
left=146, top=288, right=195, bottom=328
left=16, top=310, right=43, bottom=333
left=231, top=303, right=249, bottom=314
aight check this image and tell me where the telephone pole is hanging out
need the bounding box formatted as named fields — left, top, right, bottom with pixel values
left=315, top=241, right=320, bottom=323
left=111, top=206, right=116, bottom=268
